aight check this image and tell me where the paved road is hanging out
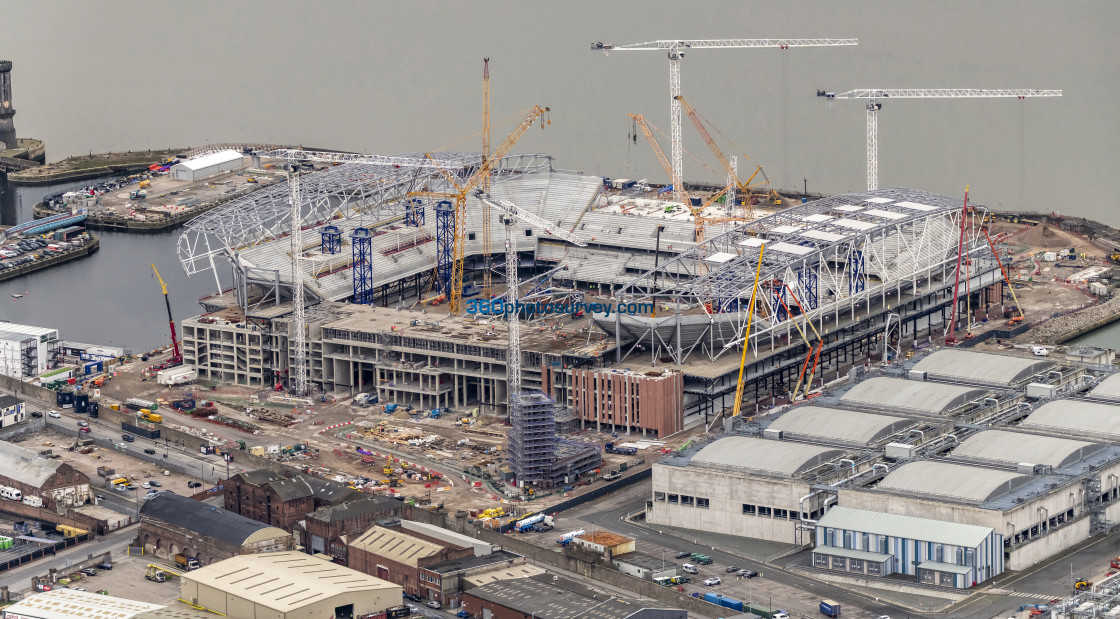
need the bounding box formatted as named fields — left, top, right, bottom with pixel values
left=0, top=526, right=134, bottom=593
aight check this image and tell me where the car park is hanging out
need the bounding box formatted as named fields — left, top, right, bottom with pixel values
left=703, top=577, right=721, bottom=586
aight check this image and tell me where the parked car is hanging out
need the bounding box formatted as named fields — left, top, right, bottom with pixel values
left=703, top=577, right=721, bottom=586
left=142, top=482, right=151, bottom=489
left=682, top=564, right=698, bottom=574
left=457, top=612, right=470, bottom=618
left=77, top=420, right=89, bottom=428
left=427, top=601, right=442, bottom=609
left=403, top=592, right=422, bottom=603
left=144, top=448, right=157, bottom=455
left=725, top=566, right=740, bottom=573
left=30, top=411, right=42, bottom=418
left=187, top=481, right=202, bottom=488
left=96, top=562, right=113, bottom=570
left=675, top=551, right=691, bottom=559
left=71, top=587, right=87, bottom=592
left=48, top=411, right=61, bottom=418
left=737, top=569, right=759, bottom=579
left=79, top=427, right=91, bottom=433
left=79, top=568, right=96, bottom=576
left=149, top=481, right=161, bottom=487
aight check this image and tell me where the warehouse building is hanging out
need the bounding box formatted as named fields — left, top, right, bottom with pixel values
left=180, top=551, right=402, bottom=619
left=813, top=506, right=1003, bottom=588
left=0, top=440, right=90, bottom=510
left=298, top=497, right=401, bottom=564
left=648, top=436, right=854, bottom=544
left=0, top=588, right=164, bottom=618
left=909, top=349, right=1057, bottom=388
left=224, top=469, right=361, bottom=532
left=347, top=524, right=473, bottom=594
left=419, top=550, right=526, bottom=606
left=140, top=493, right=293, bottom=566
left=170, top=149, right=244, bottom=182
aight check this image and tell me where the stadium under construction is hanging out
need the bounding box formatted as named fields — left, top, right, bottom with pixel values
left=174, top=150, right=1009, bottom=483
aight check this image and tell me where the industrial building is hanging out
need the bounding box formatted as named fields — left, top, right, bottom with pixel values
left=419, top=550, right=527, bottom=606
left=0, top=588, right=163, bottom=619
left=169, top=149, right=244, bottom=181
left=139, top=492, right=293, bottom=565
left=224, top=469, right=361, bottom=532
left=0, top=321, right=60, bottom=379
left=0, top=440, right=91, bottom=510
left=179, top=551, right=402, bottom=619
left=347, top=523, right=473, bottom=593
left=298, top=496, right=402, bottom=563
left=648, top=348, right=1120, bottom=586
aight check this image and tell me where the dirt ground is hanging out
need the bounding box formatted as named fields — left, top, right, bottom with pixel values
left=95, top=160, right=281, bottom=217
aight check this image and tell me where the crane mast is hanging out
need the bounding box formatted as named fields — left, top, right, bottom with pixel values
left=150, top=264, right=182, bottom=366
left=287, top=161, right=308, bottom=396
left=501, top=214, right=520, bottom=395
left=481, top=58, right=493, bottom=298
left=818, top=88, right=1062, bottom=190
left=595, top=38, right=857, bottom=202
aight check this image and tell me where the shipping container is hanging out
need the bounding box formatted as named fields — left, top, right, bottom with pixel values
left=121, top=422, right=160, bottom=440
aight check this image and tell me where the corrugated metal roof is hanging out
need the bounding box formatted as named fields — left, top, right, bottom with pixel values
left=816, top=506, right=993, bottom=547
left=140, top=493, right=288, bottom=547
left=0, top=440, right=63, bottom=487
left=690, top=437, right=845, bottom=477
left=767, top=406, right=912, bottom=445
left=911, top=349, right=1054, bottom=386
left=0, top=588, right=164, bottom=619
left=875, top=461, right=1033, bottom=503
left=349, top=526, right=444, bottom=567
left=172, top=149, right=242, bottom=171
left=183, top=551, right=398, bottom=613
left=1090, top=373, right=1120, bottom=401
left=841, top=377, right=986, bottom=415
left=952, top=430, right=1104, bottom=468
left=1022, top=400, right=1120, bottom=439
left=917, top=560, right=974, bottom=575
left=811, top=545, right=893, bottom=563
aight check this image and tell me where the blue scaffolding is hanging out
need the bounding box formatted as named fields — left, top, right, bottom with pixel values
left=405, top=198, right=426, bottom=227
left=772, top=281, right=788, bottom=322
left=434, top=201, right=455, bottom=295
left=321, top=225, right=341, bottom=255
left=849, top=250, right=866, bottom=295
left=351, top=227, right=373, bottom=304
left=798, top=265, right=819, bottom=310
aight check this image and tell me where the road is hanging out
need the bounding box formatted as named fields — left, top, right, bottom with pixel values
left=0, top=526, right=134, bottom=592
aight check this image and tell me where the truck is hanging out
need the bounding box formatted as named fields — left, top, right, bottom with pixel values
left=173, top=554, right=200, bottom=571
left=138, top=410, right=163, bottom=424
left=604, top=442, right=637, bottom=455
left=556, top=529, right=585, bottom=546
left=157, top=366, right=197, bottom=386
left=819, top=599, right=841, bottom=617
left=689, top=553, right=713, bottom=565
left=96, top=466, right=116, bottom=478
left=515, top=514, right=553, bottom=533
left=125, top=398, right=157, bottom=411
left=145, top=566, right=167, bottom=583
left=603, top=470, right=621, bottom=481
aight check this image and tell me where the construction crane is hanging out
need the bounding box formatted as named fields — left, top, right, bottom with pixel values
left=817, top=88, right=1062, bottom=190
left=730, top=244, right=765, bottom=417
left=674, top=95, right=768, bottom=214
left=411, top=105, right=551, bottom=315
left=150, top=264, right=183, bottom=367
left=481, top=58, right=493, bottom=298
left=475, top=193, right=586, bottom=395
left=286, top=161, right=309, bottom=396
left=593, top=38, right=857, bottom=201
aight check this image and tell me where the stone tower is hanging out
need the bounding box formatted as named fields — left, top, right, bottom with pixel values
left=0, top=61, right=16, bottom=150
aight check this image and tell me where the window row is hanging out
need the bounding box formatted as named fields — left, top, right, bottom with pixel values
left=653, top=492, right=709, bottom=509
left=742, top=504, right=822, bottom=520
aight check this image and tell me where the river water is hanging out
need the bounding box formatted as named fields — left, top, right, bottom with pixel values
left=1, top=1, right=1117, bottom=349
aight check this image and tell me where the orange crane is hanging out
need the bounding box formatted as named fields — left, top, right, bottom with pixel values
left=150, top=264, right=182, bottom=367
left=410, top=105, right=550, bottom=314
left=674, top=95, right=768, bottom=215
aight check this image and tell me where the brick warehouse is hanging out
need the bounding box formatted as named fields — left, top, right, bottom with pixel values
left=347, top=523, right=473, bottom=594
left=299, top=497, right=402, bottom=564
left=0, top=441, right=90, bottom=511
left=140, top=493, right=293, bottom=566
left=224, top=469, right=361, bottom=532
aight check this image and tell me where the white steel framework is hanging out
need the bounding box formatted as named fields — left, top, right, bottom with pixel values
left=819, top=89, right=1062, bottom=190
left=608, top=188, right=999, bottom=363
left=593, top=38, right=857, bottom=201
left=286, top=163, right=308, bottom=396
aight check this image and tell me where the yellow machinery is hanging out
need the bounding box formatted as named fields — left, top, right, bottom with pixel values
left=410, top=105, right=551, bottom=314
left=674, top=95, right=769, bottom=216
left=138, top=180, right=151, bottom=189
left=730, top=245, right=765, bottom=417
left=1075, top=577, right=1092, bottom=590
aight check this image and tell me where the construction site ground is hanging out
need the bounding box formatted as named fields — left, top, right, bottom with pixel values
left=95, top=349, right=714, bottom=515
left=92, top=159, right=280, bottom=217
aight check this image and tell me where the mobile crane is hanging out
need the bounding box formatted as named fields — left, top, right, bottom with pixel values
left=150, top=264, right=183, bottom=368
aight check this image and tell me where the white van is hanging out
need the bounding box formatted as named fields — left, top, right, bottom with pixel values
left=1032, top=346, right=1049, bottom=357
left=1, top=487, right=23, bottom=501
left=682, top=563, right=698, bottom=574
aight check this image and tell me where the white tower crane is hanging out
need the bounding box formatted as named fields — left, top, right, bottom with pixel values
left=593, top=38, right=857, bottom=201
left=818, top=89, right=1062, bottom=190
left=286, top=160, right=308, bottom=396
left=475, top=192, right=586, bottom=396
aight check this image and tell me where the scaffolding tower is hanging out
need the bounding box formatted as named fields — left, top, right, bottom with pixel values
left=351, top=227, right=373, bottom=305
left=405, top=198, right=425, bottom=227
left=434, top=200, right=455, bottom=295
left=321, top=225, right=341, bottom=255
left=508, top=391, right=558, bottom=485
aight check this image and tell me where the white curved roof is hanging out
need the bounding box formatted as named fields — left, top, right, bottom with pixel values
left=691, top=437, right=844, bottom=477
left=1090, top=373, right=1120, bottom=401
left=877, top=461, right=1033, bottom=503
left=841, top=377, right=986, bottom=415
left=1021, top=400, right=1120, bottom=439
left=768, top=406, right=912, bottom=445
left=952, top=430, right=1104, bottom=469
left=912, top=350, right=1054, bottom=386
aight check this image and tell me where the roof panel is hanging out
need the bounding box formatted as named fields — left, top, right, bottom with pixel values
left=835, top=218, right=876, bottom=231
left=876, top=461, right=1033, bottom=503
left=1021, top=400, right=1120, bottom=439
left=951, top=430, right=1104, bottom=468
left=865, top=209, right=906, bottom=220
left=738, top=238, right=766, bottom=247
left=841, top=377, right=986, bottom=415
left=771, top=224, right=802, bottom=234
left=912, top=350, right=1055, bottom=386
left=769, top=241, right=814, bottom=255
left=1090, top=373, right=1120, bottom=401
left=801, top=230, right=847, bottom=242
left=863, top=197, right=894, bottom=204
left=767, top=406, right=912, bottom=445
left=802, top=214, right=834, bottom=222
left=173, top=149, right=242, bottom=171
left=894, top=200, right=937, bottom=211
left=817, top=506, right=993, bottom=547
left=690, top=437, right=844, bottom=477
left=704, top=252, right=737, bottom=263
left=835, top=205, right=864, bottom=211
